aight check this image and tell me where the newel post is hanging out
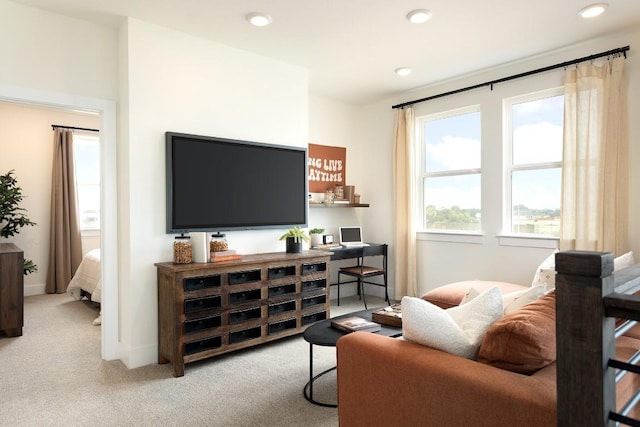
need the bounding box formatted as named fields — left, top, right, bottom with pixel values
left=556, top=250, right=616, bottom=427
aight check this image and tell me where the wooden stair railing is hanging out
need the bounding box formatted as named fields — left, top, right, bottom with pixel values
left=556, top=250, right=640, bottom=427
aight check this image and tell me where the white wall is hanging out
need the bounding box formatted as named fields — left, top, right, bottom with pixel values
left=0, top=101, right=100, bottom=295
left=0, top=0, right=117, bottom=100
left=118, top=18, right=309, bottom=367
left=360, top=28, right=640, bottom=296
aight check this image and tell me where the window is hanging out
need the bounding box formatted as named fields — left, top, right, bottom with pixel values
left=74, top=134, right=100, bottom=231
left=504, top=89, right=563, bottom=237
left=418, top=106, right=481, bottom=232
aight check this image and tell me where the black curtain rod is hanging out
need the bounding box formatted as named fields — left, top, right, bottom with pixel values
left=391, top=45, right=630, bottom=109
left=51, top=124, right=99, bottom=132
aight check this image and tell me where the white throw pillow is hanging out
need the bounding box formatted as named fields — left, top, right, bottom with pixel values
left=615, top=251, right=635, bottom=271
left=402, top=287, right=503, bottom=359
left=531, top=250, right=558, bottom=292
left=460, top=285, right=544, bottom=314
left=502, top=285, right=545, bottom=314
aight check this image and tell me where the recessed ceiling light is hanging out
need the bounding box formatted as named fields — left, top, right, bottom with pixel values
left=406, top=9, right=432, bottom=24
left=578, top=3, right=608, bottom=18
left=246, top=12, right=272, bottom=27
left=395, top=67, right=412, bottom=76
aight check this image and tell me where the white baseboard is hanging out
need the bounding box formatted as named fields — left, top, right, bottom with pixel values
left=24, top=283, right=46, bottom=296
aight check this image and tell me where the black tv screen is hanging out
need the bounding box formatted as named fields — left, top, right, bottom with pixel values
left=166, top=132, right=308, bottom=233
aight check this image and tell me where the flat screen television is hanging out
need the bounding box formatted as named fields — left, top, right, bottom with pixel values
left=166, top=132, right=308, bottom=233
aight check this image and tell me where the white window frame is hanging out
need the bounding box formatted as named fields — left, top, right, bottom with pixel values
left=417, top=105, right=482, bottom=240
left=73, top=132, right=101, bottom=232
left=500, top=87, right=563, bottom=247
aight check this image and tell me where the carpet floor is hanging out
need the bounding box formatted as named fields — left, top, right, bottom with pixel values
left=0, top=292, right=389, bottom=427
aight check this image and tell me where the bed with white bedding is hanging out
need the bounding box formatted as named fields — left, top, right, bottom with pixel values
left=66, top=248, right=101, bottom=324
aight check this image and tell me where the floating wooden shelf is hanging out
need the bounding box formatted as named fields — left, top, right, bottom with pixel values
left=309, top=203, right=370, bottom=208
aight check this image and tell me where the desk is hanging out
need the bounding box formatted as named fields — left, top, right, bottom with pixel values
left=324, top=243, right=388, bottom=307
left=326, top=243, right=386, bottom=261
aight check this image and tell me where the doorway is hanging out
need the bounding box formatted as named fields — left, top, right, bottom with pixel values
left=0, top=84, right=119, bottom=360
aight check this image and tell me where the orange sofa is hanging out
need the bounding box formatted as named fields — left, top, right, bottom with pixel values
left=336, top=281, right=640, bottom=427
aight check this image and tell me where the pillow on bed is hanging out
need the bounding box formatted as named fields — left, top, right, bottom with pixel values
left=402, top=287, right=503, bottom=360
left=478, top=291, right=556, bottom=375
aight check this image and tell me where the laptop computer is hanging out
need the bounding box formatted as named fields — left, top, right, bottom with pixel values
left=339, top=226, right=369, bottom=247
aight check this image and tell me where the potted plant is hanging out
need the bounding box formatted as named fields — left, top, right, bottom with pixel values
left=279, top=226, right=309, bottom=253
left=0, top=170, right=37, bottom=274
left=309, top=228, right=325, bottom=247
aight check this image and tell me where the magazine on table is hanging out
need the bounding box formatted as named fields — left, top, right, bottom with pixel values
left=331, top=316, right=381, bottom=333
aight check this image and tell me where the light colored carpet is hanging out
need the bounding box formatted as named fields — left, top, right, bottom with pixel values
left=0, top=292, right=390, bottom=427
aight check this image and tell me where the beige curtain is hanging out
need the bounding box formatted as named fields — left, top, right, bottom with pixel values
left=559, top=57, right=628, bottom=254
left=393, top=107, right=417, bottom=299
left=46, top=129, right=83, bottom=293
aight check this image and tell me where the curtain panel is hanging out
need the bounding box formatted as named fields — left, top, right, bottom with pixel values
left=46, top=129, right=83, bottom=294
left=560, top=57, right=628, bottom=255
left=393, top=107, right=418, bottom=299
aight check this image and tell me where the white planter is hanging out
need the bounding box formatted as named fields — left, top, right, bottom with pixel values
left=310, top=234, right=323, bottom=247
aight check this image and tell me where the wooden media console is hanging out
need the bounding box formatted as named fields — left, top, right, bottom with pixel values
left=156, top=250, right=331, bottom=377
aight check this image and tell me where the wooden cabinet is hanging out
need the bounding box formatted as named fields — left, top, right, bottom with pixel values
left=156, top=250, right=331, bottom=377
left=0, top=243, right=24, bottom=337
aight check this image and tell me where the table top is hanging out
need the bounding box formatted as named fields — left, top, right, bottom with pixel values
left=303, top=308, right=402, bottom=347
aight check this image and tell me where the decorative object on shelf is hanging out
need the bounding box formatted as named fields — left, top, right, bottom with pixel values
left=354, top=194, right=361, bottom=204
left=334, top=185, right=344, bottom=200
left=279, top=226, right=309, bottom=253
left=173, top=235, right=192, bottom=264
left=210, top=249, right=242, bottom=263
left=309, top=228, right=325, bottom=247
left=189, top=232, right=209, bottom=263
left=323, top=189, right=335, bottom=205
left=0, top=170, right=37, bottom=275
left=344, top=185, right=355, bottom=203
left=210, top=233, right=228, bottom=252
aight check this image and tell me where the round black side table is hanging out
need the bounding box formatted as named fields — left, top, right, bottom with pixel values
left=302, top=308, right=402, bottom=407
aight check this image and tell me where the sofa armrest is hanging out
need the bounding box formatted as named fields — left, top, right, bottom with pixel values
left=337, top=332, right=556, bottom=427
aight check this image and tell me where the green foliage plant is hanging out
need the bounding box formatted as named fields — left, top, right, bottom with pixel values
left=279, top=226, right=310, bottom=243
left=0, top=170, right=38, bottom=275
left=309, top=228, right=325, bottom=234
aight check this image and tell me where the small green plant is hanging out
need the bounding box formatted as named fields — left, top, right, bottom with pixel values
left=0, top=170, right=37, bottom=275
left=309, top=228, right=325, bottom=234
left=279, top=226, right=310, bottom=243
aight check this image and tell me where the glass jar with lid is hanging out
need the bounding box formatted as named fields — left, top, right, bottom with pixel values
left=210, top=233, right=229, bottom=253
left=173, top=235, right=192, bottom=264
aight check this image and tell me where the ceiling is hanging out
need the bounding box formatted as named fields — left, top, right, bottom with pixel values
left=10, top=0, right=640, bottom=105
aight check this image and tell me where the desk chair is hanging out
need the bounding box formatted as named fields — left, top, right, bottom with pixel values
left=336, top=244, right=389, bottom=309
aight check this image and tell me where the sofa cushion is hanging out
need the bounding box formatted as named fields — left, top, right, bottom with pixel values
left=402, top=287, right=503, bottom=359
left=460, top=285, right=545, bottom=314
left=478, top=291, right=556, bottom=375
left=421, top=280, right=529, bottom=309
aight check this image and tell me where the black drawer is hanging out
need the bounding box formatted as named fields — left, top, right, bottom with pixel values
left=229, top=289, right=261, bottom=305
left=268, top=265, right=296, bottom=279
left=184, top=336, right=222, bottom=356
left=302, top=295, right=326, bottom=309
left=302, top=262, right=327, bottom=275
left=268, top=300, right=296, bottom=316
left=184, top=275, right=221, bottom=292
left=302, top=311, right=327, bottom=326
left=184, top=315, right=221, bottom=334
left=184, top=296, right=221, bottom=314
left=302, top=279, right=326, bottom=291
left=268, top=283, right=296, bottom=297
left=229, top=307, right=261, bottom=324
left=229, top=269, right=261, bottom=285
left=229, top=327, right=261, bottom=344
left=269, top=318, right=297, bottom=335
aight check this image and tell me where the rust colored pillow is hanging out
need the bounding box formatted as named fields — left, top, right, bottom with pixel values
left=478, top=291, right=556, bottom=375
